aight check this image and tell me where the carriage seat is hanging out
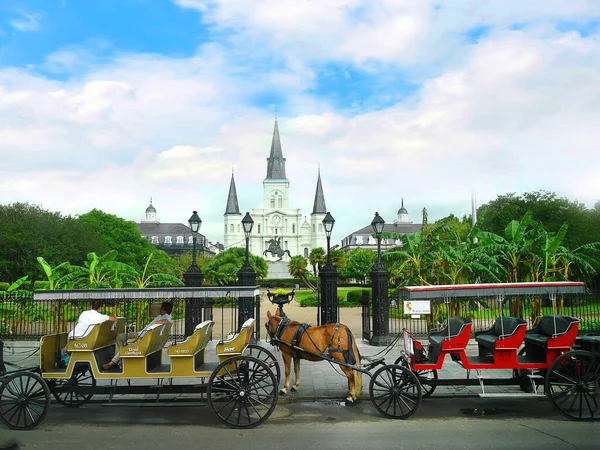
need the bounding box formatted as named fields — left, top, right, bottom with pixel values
left=168, top=320, right=214, bottom=358
left=428, top=317, right=472, bottom=347
left=475, top=316, right=527, bottom=349
left=524, top=315, right=579, bottom=347
left=67, top=318, right=126, bottom=352
left=215, top=318, right=255, bottom=357
left=120, top=322, right=172, bottom=358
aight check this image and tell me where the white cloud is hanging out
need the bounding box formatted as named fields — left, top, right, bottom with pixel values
left=1, top=5, right=600, bottom=244
left=9, top=11, right=41, bottom=32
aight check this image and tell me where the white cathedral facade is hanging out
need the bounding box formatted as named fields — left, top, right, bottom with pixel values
left=223, top=121, right=328, bottom=261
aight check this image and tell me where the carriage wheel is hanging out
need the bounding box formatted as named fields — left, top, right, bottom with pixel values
left=0, top=371, right=50, bottom=430
left=52, top=364, right=95, bottom=407
left=545, top=350, right=599, bottom=421
left=243, top=344, right=281, bottom=384
left=393, top=356, right=437, bottom=398
left=207, top=355, right=278, bottom=428
left=369, top=364, right=422, bottom=419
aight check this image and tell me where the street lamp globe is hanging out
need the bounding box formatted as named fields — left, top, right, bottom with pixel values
left=371, top=211, right=385, bottom=236
left=322, top=212, right=335, bottom=238
left=188, top=211, right=202, bottom=235
left=242, top=211, right=254, bottom=237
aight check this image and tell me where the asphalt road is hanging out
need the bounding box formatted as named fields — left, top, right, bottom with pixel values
left=2, top=396, right=598, bottom=450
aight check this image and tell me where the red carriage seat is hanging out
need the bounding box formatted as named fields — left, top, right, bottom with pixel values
left=428, top=317, right=472, bottom=362
left=475, top=316, right=527, bottom=353
left=524, top=315, right=579, bottom=347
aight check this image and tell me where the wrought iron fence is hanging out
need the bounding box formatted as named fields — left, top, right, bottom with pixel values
left=0, top=287, right=261, bottom=342
left=388, top=291, right=600, bottom=338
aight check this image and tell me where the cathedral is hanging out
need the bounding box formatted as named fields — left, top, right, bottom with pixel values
left=223, top=121, right=328, bottom=261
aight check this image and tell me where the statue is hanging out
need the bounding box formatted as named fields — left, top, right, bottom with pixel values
left=263, top=236, right=292, bottom=261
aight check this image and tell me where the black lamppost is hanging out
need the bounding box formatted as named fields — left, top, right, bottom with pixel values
left=320, top=212, right=339, bottom=325
left=184, top=210, right=205, bottom=336
left=237, top=212, right=257, bottom=329
left=370, top=212, right=390, bottom=346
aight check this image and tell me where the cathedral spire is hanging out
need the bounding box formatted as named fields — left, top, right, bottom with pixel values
left=266, top=120, right=287, bottom=179
left=312, top=170, right=327, bottom=214
left=224, top=172, right=240, bottom=215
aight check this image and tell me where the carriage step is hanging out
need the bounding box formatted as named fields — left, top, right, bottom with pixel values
left=479, top=393, right=545, bottom=398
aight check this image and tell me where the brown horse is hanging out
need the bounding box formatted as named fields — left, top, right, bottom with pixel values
left=265, top=310, right=362, bottom=403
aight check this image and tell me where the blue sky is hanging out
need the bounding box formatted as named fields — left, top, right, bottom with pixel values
left=1, top=0, right=599, bottom=244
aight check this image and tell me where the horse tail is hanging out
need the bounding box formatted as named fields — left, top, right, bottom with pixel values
left=347, top=327, right=363, bottom=400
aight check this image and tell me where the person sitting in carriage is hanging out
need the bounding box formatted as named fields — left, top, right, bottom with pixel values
left=69, top=300, right=117, bottom=339
left=102, top=302, right=173, bottom=370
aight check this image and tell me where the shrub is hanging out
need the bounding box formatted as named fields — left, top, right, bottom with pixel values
left=0, top=282, right=9, bottom=292
left=261, top=278, right=306, bottom=289
left=347, top=289, right=369, bottom=305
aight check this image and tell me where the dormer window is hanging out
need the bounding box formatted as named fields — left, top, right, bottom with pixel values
left=164, top=236, right=172, bottom=245
left=356, top=236, right=364, bottom=245
left=151, top=236, right=159, bottom=244
left=368, top=236, right=375, bottom=245
left=188, top=236, right=193, bottom=244
left=176, top=236, right=184, bottom=244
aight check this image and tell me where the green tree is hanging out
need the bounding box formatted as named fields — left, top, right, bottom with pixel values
left=170, top=251, right=211, bottom=280
left=203, top=248, right=268, bottom=286
left=0, top=203, right=105, bottom=283
left=78, top=209, right=155, bottom=271
left=339, top=248, right=376, bottom=284
left=477, top=191, right=594, bottom=248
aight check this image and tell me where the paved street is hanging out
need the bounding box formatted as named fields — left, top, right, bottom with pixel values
left=2, top=397, right=598, bottom=450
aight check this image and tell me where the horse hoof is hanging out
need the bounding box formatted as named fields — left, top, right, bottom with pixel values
left=279, top=389, right=287, bottom=395
left=291, top=386, right=298, bottom=392
left=345, top=398, right=355, bottom=406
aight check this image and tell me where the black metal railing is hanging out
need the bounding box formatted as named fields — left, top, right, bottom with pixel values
left=0, top=287, right=262, bottom=342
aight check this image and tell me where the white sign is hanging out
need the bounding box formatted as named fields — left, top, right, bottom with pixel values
left=404, top=300, right=431, bottom=315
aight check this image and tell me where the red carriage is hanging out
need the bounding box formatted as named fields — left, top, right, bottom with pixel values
left=381, top=282, right=599, bottom=420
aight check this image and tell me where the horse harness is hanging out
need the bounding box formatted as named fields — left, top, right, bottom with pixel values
left=271, top=318, right=358, bottom=365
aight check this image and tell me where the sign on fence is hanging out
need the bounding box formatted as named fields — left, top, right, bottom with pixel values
left=404, top=300, right=431, bottom=315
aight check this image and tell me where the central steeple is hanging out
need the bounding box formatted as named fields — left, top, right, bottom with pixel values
left=266, top=120, right=287, bottom=180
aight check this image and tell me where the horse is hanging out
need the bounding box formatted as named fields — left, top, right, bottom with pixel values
left=265, top=310, right=362, bottom=404
left=263, top=239, right=292, bottom=261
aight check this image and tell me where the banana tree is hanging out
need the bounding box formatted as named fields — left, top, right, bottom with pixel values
left=121, top=253, right=184, bottom=288
left=477, top=211, right=536, bottom=317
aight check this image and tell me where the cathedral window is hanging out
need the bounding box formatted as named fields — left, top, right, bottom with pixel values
left=151, top=236, right=159, bottom=244
left=312, top=224, right=315, bottom=233
left=284, top=241, right=288, bottom=249
left=258, top=224, right=261, bottom=234
left=318, top=223, right=323, bottom=232
left=292, top=224, right=295, bottom=233
left=270, top=198, right=275, bottom=208
left=224, top=224, right=227, bottom=233
left=278, top=197, right=282, bottom=208
left=274, top=157, right=280, bottom=171
left=237, top=224, right=240, bottom=233
left=230, top=224, right=234, bottom=232
left=304, top=248, right=309, bottom=258
left=164, top=236, right=172, bottom=245
left=176, top=236, right=184, bottom=244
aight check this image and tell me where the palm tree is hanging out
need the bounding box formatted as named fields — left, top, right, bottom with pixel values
left=287, top=255, right=315, bottom=290
left=308, top=248, right=326, bottom=278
